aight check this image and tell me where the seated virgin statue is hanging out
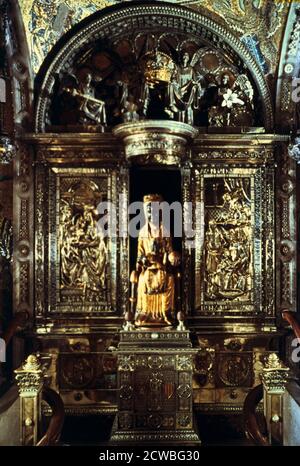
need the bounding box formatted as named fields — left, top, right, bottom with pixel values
left=130, top=194, right=180, bottom=327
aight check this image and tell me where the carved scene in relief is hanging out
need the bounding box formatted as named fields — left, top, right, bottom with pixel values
left=203, top=177, right=253, bottom=302
left=59, top=179, right=108, bottom=304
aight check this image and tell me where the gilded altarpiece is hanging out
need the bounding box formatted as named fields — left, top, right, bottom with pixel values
left=13, top=2, right=297, bottom=418
left=24, top=136, right=284, bottom=415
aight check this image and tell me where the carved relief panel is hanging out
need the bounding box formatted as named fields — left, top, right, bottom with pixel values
left=203, top=177, right=253, bottom=303
left=35, top=159, right=125, bottom=317
left=192, top=161, right=275, bottom=319
left=52, top=170, right=114, bottom=313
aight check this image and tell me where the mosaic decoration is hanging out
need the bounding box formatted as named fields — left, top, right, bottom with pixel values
left=184, top=0, right=289, bottom=74
left=19, top=0, right=290, bottom=75
left=19, top=0, right=114, bottom=74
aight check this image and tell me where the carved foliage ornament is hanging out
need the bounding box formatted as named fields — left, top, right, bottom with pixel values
left=15, top=355, right=44, bottom=396
left=261, top=353, right=290, bottom=393
left=0, top=137, right=16, bottom=164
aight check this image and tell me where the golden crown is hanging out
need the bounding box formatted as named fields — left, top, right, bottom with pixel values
left=143, top=51, right=175, bottom=85
left=143, top=194, right=164, bottom=203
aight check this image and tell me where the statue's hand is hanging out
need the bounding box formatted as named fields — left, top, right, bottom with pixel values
left=137, top=255, right=148, bottom=268
left=168, top=251, right=181, bottom=266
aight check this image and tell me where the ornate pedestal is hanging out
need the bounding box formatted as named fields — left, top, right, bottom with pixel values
left=110, top=329, right=200, bottom=445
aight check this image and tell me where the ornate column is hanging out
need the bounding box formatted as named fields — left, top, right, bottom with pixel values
left=15, top=354, right=44, bottom=445
left=261, top=353, right=290, bottom=445
left=274, top=141, right=297, bottom=319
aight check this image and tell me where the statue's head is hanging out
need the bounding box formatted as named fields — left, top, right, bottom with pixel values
left=182, top=52, right=190, bottom=67
left=80, top=70, right=92, bottom=86
left=143, top=194, right=163, bottom=223
left=61, top=201, right=72, bottom=219
left=221, top=73, right=230, bottom=86
left=143, top=194, right=163, bottom=203
left=83, top=205, right=93, bottom=218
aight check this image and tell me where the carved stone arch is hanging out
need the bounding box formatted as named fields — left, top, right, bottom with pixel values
left=34, top=1, right=274, bottom=132
left=276, top=3, right=300, bottom=133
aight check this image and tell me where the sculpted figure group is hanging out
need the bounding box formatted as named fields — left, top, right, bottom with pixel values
left=56, top=48, right=254, bottom=128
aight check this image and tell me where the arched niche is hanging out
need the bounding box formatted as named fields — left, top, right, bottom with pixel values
left=34, top=1, right=273, bottom=132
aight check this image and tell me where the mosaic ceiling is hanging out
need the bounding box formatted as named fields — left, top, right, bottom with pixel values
left=19, top=0, right=290, bottom=75
left=19, top=0, right=114, bottom=74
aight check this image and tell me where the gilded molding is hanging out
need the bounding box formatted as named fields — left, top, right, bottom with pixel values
left=119, top=165, right=129, bottom=315
left=194, top=149, right=274, bottom=164
left=13, top=143, right=34, bottom=318
left=275, top=146, right=297, bottom=314
left=182, top=164, right=193, bottom=315
left=113, top=121, right=198, bottom=164
left=35, top=164, right=46, bottom=317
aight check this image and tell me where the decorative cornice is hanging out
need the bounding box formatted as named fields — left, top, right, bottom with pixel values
left=113, top=120, right=197, bottom=163
left=194, top=149, right=274, bottom=163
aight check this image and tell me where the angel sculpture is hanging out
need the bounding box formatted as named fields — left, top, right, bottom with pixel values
left=209, top=72, right=254, bottom=127
left=166, top=51, right=204, bottom=125
left=233, top=74, right=254, bottom=107
left=116, top=77, right=139, bottom=122
left=229, top=73, right=255, bottom=126
left=61, top=71, right=106, bottom=126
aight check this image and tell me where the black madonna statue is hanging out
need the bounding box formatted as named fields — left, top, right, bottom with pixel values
left=128, top=194, right=181, bottom=328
